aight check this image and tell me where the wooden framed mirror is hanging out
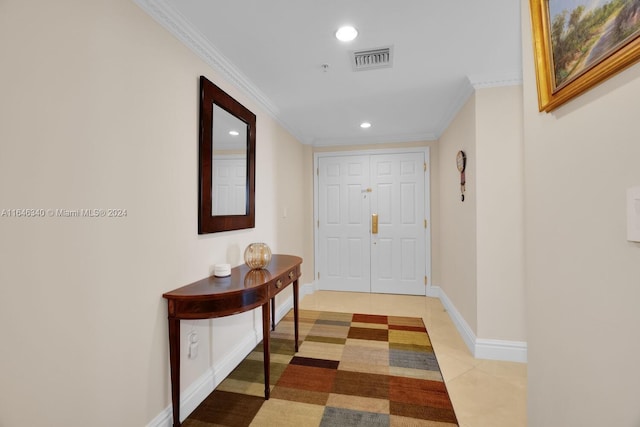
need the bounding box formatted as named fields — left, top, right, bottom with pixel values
left=198, top=75, right=256, bottom=234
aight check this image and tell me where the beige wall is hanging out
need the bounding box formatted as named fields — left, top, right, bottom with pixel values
left=475, top=86, right=526, bottom=341
left=438, top=94, right=478, bottom=333
left=0, top=1, right=312, bottom=426
left=438, top=86, right=526, bottom=344
left=522, top=1, right=640, bottom=426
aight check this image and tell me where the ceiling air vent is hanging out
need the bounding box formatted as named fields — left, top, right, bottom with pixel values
left=351, top=46, right=393, bottom=71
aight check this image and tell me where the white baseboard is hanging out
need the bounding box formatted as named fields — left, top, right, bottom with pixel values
left=427, top=285, right=527, bottom=363
left=147, top=282, right=312, bottom=427
left=147, top=332, right=259, bottom=427
left=429, top=285, right=477, bottom=354
left=147, top=404, right=172, bottom=427
left=300, top=281, right=317, bottom=299
left=475, top=338, right=528, bottom=362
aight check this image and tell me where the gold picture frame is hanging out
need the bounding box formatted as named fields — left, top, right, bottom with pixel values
left=530, top=0, right=640, bottom=112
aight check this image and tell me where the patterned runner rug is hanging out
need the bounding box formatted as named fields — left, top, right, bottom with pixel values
left=183, top=309, right=458, bottom=426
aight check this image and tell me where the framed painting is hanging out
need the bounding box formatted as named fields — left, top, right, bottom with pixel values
left=530, top=0, right=640, bottom=112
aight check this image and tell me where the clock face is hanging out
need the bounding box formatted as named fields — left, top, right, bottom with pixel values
left=456, top=150, right=466, bottom=172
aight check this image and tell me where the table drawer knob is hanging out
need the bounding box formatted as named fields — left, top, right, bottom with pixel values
left=276, top=279, right=283, bottom=289
left=289, top=271, right=295, bottom=280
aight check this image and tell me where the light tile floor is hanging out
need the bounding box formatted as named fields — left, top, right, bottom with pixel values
left=299, top=291, right=527, bottom=427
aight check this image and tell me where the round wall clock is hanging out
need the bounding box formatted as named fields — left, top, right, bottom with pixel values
left=456, top=150, right=466, bottom=173
left=456, top=150, right=466, bottom=201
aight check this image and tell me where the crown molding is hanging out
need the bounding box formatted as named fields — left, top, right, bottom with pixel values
left=133, top=0, right=307, bottom=143
left=432, top=78, right=475, bottom=139
left=431, top=72, right=523, bottom=139
left=133, top=0, right=274, bottom=111
left=469, top=72, right=523, bottom=89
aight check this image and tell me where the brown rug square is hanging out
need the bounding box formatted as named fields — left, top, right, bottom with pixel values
left=183, top=309, right=458, bottom=426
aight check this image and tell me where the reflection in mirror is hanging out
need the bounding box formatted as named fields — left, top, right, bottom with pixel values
left=212, top=105, right=248, bottom=215
left=198, top=75, right=256, bottom=234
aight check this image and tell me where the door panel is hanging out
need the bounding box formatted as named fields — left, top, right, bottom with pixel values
left=401, top=238, right=417, bottom=279
left=318, top=156, right=371, bottom=292
left=377, top=238, right=393, bottom=279
left=212, top=157, right=246, bottom=215
left=370, top=153, right=425, bottom=295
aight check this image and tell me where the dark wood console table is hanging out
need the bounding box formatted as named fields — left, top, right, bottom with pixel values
left=162, top=254, right=302, bottom=427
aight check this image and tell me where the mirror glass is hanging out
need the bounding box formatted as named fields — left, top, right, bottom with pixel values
left=211, top=105, right=248, bottom=216
left=198, top=76, right=255, bottom=234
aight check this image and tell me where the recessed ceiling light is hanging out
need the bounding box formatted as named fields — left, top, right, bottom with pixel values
left=360, top=122, right=371, bottom=129
left=335, top=26, right=358, bottom=42
left=229, top=130, right=239, bottom=136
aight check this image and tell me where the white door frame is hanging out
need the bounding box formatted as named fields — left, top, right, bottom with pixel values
left=313, top=146, right=431, bottom=294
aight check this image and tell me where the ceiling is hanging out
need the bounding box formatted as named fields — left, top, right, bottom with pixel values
left=137, top=0, right=522, bottom=146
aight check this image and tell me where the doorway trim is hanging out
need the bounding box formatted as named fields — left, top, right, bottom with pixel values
left=313, top=146, right=431, bottom=294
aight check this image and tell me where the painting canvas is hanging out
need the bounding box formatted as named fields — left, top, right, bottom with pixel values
left=530, top=0, right=640, bottom=111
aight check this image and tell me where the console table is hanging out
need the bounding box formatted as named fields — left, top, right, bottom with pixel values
left=162, top=254, right=302, bottom=427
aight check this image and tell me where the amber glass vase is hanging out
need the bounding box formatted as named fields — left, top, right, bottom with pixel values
left=243, top=242, right=272, bottom=269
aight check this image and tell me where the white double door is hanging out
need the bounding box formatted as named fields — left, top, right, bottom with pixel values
left=316, top=150, right=429, bottom=295
left=212, top=156, right=246, bottom=215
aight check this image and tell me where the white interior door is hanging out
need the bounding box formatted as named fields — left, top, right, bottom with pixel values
left=370, top=153, right=426, bottom=294
left=317, top=155, right=371, bottom=292
left=212, top=156, right=246, bottom=215
left=316, top=150, right=429, bottom=295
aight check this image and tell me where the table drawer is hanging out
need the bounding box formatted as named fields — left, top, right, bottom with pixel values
left=270, top=267, right=300, bottom=295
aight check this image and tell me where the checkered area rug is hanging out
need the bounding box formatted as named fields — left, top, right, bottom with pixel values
left=183, top=309, right=458, bottom=426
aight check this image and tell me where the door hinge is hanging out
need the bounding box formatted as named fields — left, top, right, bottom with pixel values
left=317, top=167, right=319, bottom=176
left=424, top=275, right=428, bottom=285
left=424, top=162, right=427, bottom=172
left=318, top=272, right=320, bottom=279
left=424, top=219, right=427, bottom=228
left=317, top=219, right=319, bottom=228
